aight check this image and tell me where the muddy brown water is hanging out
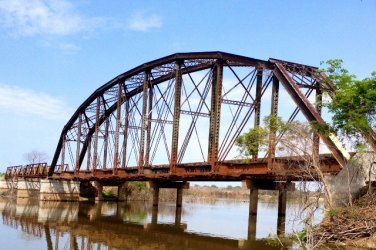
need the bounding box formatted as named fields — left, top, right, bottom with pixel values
left=0, top=197, right=324, bottom=249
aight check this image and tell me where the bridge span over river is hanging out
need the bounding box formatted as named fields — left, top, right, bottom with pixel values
left=2, top=52, right=375, bottom=209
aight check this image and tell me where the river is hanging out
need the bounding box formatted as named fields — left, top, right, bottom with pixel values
left=0, top=196, right=324, bottom=249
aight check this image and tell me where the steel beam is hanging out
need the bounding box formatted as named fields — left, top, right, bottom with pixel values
left=208, top=60, right=223, bottom=168
left=102, top=118, right=109, bottom=170
left=86, top=137, right=91, bottom=171
left=75, top=113, right=82, bottom=173
left=92, top=96, right=100, bottom=173
left=313, top=88, right=322, bottom=161
left=145, top=83, right=153, bottom=167
left=268, top=75, right=279, bottom=169
left=113, top=83, right=123, bottom=174
left=121, top=100, right=129, bottom=168
left=253, top=68, right=263, bottom=161
left=60, top=135, right=66, bottom=173
left=138, top=71, right=149, bottom=174
left=170, top=61, right=183, bottom=173
left=273, top=62, right=349, bottom=168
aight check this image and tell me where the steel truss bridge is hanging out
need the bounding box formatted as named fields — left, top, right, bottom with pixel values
left=6, top=52, right=376, bottom=183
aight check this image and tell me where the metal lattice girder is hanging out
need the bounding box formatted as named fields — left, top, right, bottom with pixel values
left=272, top=61, right=350, bottom=168
left=49, top=51, right=358, bottom=178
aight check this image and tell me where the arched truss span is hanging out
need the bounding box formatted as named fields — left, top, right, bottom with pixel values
left=49, top=51, right=350, bottom=178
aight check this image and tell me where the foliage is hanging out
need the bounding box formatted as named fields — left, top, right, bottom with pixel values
left=327, top=208, right=339, bottom=218
left=235, top=116, right=287, bottom=158
left=321, top=59, right=376, bottom=148
left=130, top=181, right=147, bottom=190
left=102, top=190, right=116, bottom=199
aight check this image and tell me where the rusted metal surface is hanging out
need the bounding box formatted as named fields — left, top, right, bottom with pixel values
left=5, top=163, right=49, bottom=179
left=7, top=51, right=359, bottom=183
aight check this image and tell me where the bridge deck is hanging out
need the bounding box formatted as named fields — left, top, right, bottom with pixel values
left=5, top=154, right=341, bottom=183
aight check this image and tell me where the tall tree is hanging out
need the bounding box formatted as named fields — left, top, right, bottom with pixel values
left=23, top=150, right=49, bottom=164
left=321, top=60, right=376, bottom=150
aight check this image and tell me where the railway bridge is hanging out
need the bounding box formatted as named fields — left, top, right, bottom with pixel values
left=1, top=51, right=375, bottom=209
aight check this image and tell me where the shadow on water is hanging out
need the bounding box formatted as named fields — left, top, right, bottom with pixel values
left=0, top=198, right=294, bottom=250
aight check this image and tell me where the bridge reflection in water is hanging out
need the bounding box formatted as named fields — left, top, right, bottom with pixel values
left=0, top=198, right=293, bottom=250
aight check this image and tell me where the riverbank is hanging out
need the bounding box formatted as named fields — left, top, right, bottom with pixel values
left=313, top=191, right=376, bottom=248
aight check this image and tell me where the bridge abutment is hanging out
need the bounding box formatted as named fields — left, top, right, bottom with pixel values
left=0, top=179, right=16, bottom=194
left=39, top=179, right=80, bottom=201
left=325, top=152, right=376, bottom=207
left=16, top=179, right=40, bottom=199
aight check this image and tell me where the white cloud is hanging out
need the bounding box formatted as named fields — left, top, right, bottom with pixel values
left=0, top=84, right=72, bottom=120
left=127, top=11, right=162, bottom=32
left=0, top=0, right=102, bottom=36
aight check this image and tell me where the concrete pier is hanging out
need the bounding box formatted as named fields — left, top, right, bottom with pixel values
left=117, top=182, right=128, bottom=201
left=90, top=181, right=103, bottom=201
left=148, top=181, right=189, bottom=207
left=245, top=180, right=294, bottom=237
left=39, top=179, right=80, bottom=201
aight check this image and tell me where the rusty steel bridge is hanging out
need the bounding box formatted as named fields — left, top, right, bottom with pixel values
left=5, top=52, right=376, bottom=184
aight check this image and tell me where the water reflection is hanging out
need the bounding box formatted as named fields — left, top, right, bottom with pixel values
left=0, top=198, right=295, bottom=250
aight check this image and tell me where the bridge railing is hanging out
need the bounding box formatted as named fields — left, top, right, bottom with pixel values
left=5, top=163, right=49, bottom=179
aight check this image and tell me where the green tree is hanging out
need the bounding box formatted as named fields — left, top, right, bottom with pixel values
left=235, top=116, right=287, bottom=159
left=321, top=59, right=376, bottom=149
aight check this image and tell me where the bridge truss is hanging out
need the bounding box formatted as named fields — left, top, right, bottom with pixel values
left=45, top=52, right=351, bottom=182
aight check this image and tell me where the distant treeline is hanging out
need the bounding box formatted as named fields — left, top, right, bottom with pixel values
left=100, top=182, right=321, bottom=203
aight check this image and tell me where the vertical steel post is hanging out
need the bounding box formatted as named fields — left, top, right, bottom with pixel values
left=103, top=118, right=109, bottom=169
left=139, top=71, right=149, bottom=174
left=75, top=113, right=82, bottom=173
left=313, top=88, right=322, bottom=161
left=113, top=83, right=122, bottom=174
left=208, top=60, right=223, bottom=168
left=60, top=134, right=66, bottom=173
left=92, top=96, right=100, bottom=174
left=121, top=100, right=129, bottom=169
left=170, top=61, right=183, bottom=173
left=253, top=68, right=263, bottom=161
left=268, top=75, right=279, bottom=169
left=145, top=84, right=153, bottom=167
left=86, top=137, right=91, bottom=171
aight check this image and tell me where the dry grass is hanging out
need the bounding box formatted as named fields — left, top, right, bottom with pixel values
left=313, top=193, right=376, bottom=244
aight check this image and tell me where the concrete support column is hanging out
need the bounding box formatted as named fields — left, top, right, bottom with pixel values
left=90, top=181, right=103, bottom=201
left=40, top=179, right=80, bottom=201
left=277, top=188, right=287, bottom=236
left=149, top=181, right=189, bottom=208
left=249, top=189, right=258, bottom=215
left=176, top=188, right=183, bottom=208
left=17, top=179, right=40, bottom=199
left=175, top=207, right=182, bottom=226
left=152, top=187, right=159, bottom=207
left=117, top=182, right=128, bottom=201
left=248, top=188, right=258, bottom=240
left=277, top=188, right=287, bottom=216
left=151, top=207, right=158, bottom=224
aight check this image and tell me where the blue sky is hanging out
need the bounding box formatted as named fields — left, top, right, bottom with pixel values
left=0, top=0, right=375, bottom=173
